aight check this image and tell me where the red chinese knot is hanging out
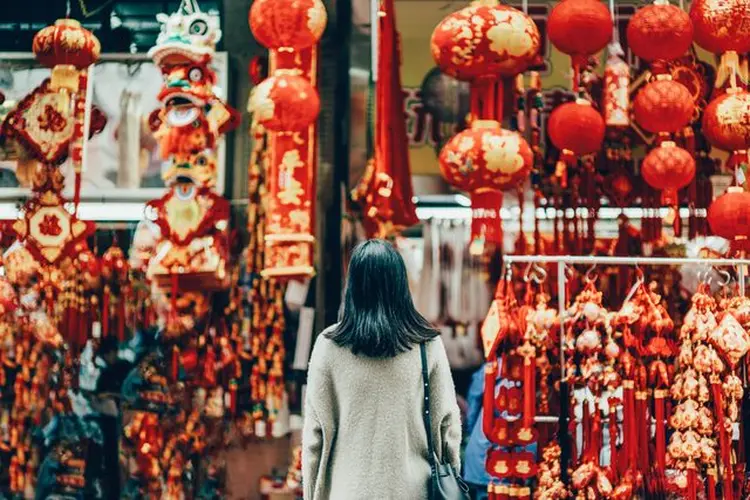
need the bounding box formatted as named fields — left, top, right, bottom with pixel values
left=690, top=0, right=750, bottom=54
left=32, top=19, right=100, bottom=69
left=547, top=100, right=605, bottom=156
left=430, top=2, right=541, bottom=81
left=627, top=1, right=693, bottom=62
left=248, top=73, right=321, bottom=132
left=633, top=78, right=695, bottom=134
left=249, top=0, right=328, bottom=51
left=702, top=90, right=750, bottom=152
left=707, top=187, right=750, bottom=249
left=547, top=0, right=612, bottom=58
left=641, top=141, right=695, bottom=202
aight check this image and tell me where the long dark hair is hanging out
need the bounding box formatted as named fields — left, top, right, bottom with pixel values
left=326, top=239, right=439, bottom=357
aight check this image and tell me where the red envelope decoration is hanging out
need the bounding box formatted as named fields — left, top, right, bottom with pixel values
left=491, top=418, right=512, bottom=447
left=513, top=451, right=538, bottom=479
left=486, top=450, right=513, bottom=479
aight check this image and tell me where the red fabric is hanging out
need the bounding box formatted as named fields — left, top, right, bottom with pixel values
left=711, top=382, right=733, bottom=500
left=654, top=391, right=667, bottom=474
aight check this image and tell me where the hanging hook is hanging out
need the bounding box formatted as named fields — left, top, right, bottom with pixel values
left=716, top=268, right=732, bottom=288
left=532, top=264, right=548, bottom=284
left=505, top=262, right=513, bottom=282
left=584, top=263, right=598, bottom=283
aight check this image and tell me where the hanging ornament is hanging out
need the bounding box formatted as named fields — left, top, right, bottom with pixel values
left=626, top=0, right=693, bottom=63
left=633, top=76, right=695, bottom=135
left=689, top=0, right=750, bottom=55
left=602, top=43, right=630, bottom=128
left=548, top=99, right=606, bottom=157
left=247, top=72, right=321, bottom=132
left=31, top=19, right=100, bottom=92
left=702, top=90, right=750, bottom=153
left=707, top=187, right=750, bottom=252
left=548, top=0, right=612, bottom=59
left=641, top=141, right=696, bottom=205
left=249, top=0, right=327, bottom=51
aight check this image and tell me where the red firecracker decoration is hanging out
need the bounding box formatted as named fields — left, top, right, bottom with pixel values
left=689, top=0, right=750, bottom=55
left=641, top=141, right=696, bottom=205
left=439, top=120, right=532, bottom=247
left=547, top=99, right=605, bottom=157
left=430, top=2, right=541, bottom=81
left=633, top=77, right=695, bottom=135
left=707, top=187, right=750, bottom=252
left=249, top=0, right=327, bottom=51
left=248, top=72, right=321, bottom=132
left=702, top=90, right=750, bottom=153
left=548, top=0, right=612, bottom=60
left=627, top=0, right=693, bottom=63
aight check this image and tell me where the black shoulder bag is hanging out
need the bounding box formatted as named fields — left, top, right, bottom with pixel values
left=420, top=342, right=470, bottom=500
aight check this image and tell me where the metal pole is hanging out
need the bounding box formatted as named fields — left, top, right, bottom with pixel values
left=740, top=264, right=746, bottom=296
left=557, top=260, right=570, bottom=484
left=503, top=255, right=750, bottom=267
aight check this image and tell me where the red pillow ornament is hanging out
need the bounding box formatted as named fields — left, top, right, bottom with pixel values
left=627, top=0, right=693, bottom=63
left=633, top=76, right=695, bottom=135
left=249, top=0, right=327, bottom=51
left=690, top=0, right=750, bottom=55
left=547, top=0, right=612, bottom=60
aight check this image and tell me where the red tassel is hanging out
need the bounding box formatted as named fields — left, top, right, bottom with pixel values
left=711, top=381, right=733, bottom=500
left=522, top=348, right=535, bottom=429
left=608, top=399, right=619, bottom=477
left=118, top=298, right=126, bottom=342
left=102, top=287, right=110, bottom=336
left=687, top=466, right=698, bottom=500
left=708, top=472, right=718, bottom=500
left=483, top=362, right=497, bottom=442
left=635, top=391, right=649, bottom=474
left=171, top=345, right=180, bottom=381
left=582, top=400, right=591, bottom=460
left=623, top=381, right=636, bottom=470
left=204, top=347, right=216, bottom=386
left=654, top=390, right=667, bottom=474
left=229, top=381, right=237, bottom=415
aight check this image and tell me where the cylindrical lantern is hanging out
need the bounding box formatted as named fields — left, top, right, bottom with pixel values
left=627, top=0, right=693, bottom=63
left=633, top=77, right=695, bottom=134
left=603, top=49, right=630, bottom=127
left=641, top=141, right=696, bottom=204
left=702, top=90, right=750, bottom=152
left=430, top=2, right=541, bottom=81
left=547, top=99, right=606, bottom=156
left=547, top=0, right=612, bottom=59
left=707, top=187, right=750, bottom=251
left=248, top=73, right=321, bottom=131
left=690, top=0, right=750, bottom=55
left=249, top=0, right=328, bottom=51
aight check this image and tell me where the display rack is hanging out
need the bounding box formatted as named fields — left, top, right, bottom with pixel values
left=502, top=254, right=750, bottom=479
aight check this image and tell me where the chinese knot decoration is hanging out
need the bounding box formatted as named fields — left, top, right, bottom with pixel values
left=248, top=0, right=326, bottom=279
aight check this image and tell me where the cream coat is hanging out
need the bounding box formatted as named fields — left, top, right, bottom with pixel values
left=302, top=333, right=462, bottom=500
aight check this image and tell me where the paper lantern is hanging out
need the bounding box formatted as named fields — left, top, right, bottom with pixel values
left=547, top=100, right=605, bottom=156
left=430, top=2, right=541, bottom=81
left=641, top=141, right=696, bottom=204
left=702, top=90, right=750, bottom=152
left=547, top=0, right=612, bottom=58
left=627, top=1, right=693, bottom=62
left=707, top=187, right=750, bottom=250
left=32, top=19, right=100, bottom=69
left=248, top=73, right=321, bottom=131
left=633, top=78, right=695, bottom=134
left=249, top=0, right=327, bottom=51
left=690, top=0, right=750, bottom=55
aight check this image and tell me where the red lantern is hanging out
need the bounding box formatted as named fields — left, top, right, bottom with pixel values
left=702, top=90, right=750, bottom=152
left=102, top=242, right=130, bottom=283
left=439, top=120, right=533, bottom=245
left=547, top=100, right=605, bottom=156
left=641, top=141, right=696, bottom=204
left=633, top=77, right=694, bottom=134
left=690, top=0, right=750, bottom=55
left=248, top=73, right=321, bottom=131
left=32, top=19, right=100, bottom=69
left=707, top=187, right=750, bottom=251
left=547, top=0, right=612, bottom=58
left=249, top=0, right=327, bottom=51
left=627, top=1, right=693, bottom=63
left=430, top=3, right=541, bottom=81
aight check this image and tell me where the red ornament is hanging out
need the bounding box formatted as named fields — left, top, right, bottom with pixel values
left=633, top=78, right=695, bottom=134
left=102, top=242, right=130, bottom=283
left=690, top=0, right=750, bottom=55
left=547, top=0, right=612, bottom=58
left=249, top=0, right=327, bottom=51
left=547, top=100, right=605, bottom=156
left=641, top=141, right=696, bottom=204
left=431, top=3, right=541, bottom=81
left=32, top=19, right=101, bottom=69
left=627, top=1, right=693, bottom=63
left=248, top=55, right=268, bottom=85
left=702, top=90, right=750, bottom=152
left=248, top=73, right=321, bottom=131
left=0, top=278, right=18, bottom=317
left=707, top=187, right=750, bottom=250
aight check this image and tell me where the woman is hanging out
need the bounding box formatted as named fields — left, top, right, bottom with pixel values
left=303, top=239, right=462, bottom=499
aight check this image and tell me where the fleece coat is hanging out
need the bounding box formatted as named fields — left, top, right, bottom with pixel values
left=302, top=333, right=462, bottom=500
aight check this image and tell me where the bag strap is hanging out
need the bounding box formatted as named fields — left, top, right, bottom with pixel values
left=420, top=342, right=437, bottom=470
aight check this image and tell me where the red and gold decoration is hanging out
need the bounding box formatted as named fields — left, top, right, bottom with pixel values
left=626, top=0, right=693, bottom=64
left=248, top=0, right=327, bottom=52
left=702, top=90, right=750, bottom=154
left=707, top=187, right=750, bottom=253
left=689, top=0, right=750, bottom=55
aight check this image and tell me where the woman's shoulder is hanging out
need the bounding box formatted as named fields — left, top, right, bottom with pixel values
left=310, top=325, right=342, bottom=360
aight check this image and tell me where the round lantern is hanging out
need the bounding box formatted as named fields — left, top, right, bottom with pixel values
left=32, top=19, right=100, bottom=69
left=547, top=100, right=605, bottom=156
left=690, top=0, right=750, bottom=54
left=547, top=0, right=612, bottom=58
left=641, top=141, right=696, bottom=204
left=702, top=90, right=750, bottom=152
left=430, top=2, right=541, bottom=81
left=633, top=77, right=695, bottom=134
left=707, top=187, right=750, bottom=250
left=248, top=73, right=321, bottom=131
left=249, top=0, right=327, bottom=51
left=627, top=1, right=693, bottom=62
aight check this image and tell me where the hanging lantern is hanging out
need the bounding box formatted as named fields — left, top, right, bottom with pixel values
left=707, top=187, right=750, bottom=251
left=248, top=72, right=321, bottom=132
left=32, top=19, right=100, bottom=92
left=633, top=76, right=695, bottom=134
left=627, top=0, right=693, bottom=63
left=439, top=120, right=533, bottom=246
left=430, top=2, right=541, bottom=81
left=547, top=99, right=605, bottom=157
left=603, top=44, right=630, bottom=128
left=702, top=90, right=750, bottom=153
left=547, top=0, right=612, bottom=60
left=690, top=0, right=750, bottom=55
left=249, top=0, right=328, bottom=51
left=641, top=141, right=696, bottom=204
